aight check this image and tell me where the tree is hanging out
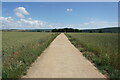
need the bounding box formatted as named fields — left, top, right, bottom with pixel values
left=89, top=30, right=93, bottom=33
left=99, top=30, right=102, bottom=33
left=79, top=30, right=82, bottom=32
left=52, top=28, right=81, bottom=32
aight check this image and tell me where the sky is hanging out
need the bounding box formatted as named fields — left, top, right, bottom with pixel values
left=1, top=0, right=120, bottom=2
left=0, top=2, right=118, bottom=29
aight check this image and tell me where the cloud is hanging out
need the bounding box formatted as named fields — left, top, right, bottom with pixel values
left=79, top=21, right=118, bottom=29
left=0, top=17, right=16, bottom=29
left=0, top=16, right=118, bottom=30
left=14, top=7, right=29, bottom=18
left=66, top=8, right=73, bottom=12
left=47, top=21, right=118, bottom=29
left=15, top=12, right=25, bottom=18
left=0, top=17, right=47, bottom=29
left=19, top=18, right=45, bottom=28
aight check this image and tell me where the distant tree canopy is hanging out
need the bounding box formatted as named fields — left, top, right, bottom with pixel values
left=89, top=30, right=93, bottom=33
left=99, top=30, right=103, bottom=33
left=52, top=28, right=82, bottom=32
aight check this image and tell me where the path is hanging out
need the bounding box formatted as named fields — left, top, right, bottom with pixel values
left=23, top=33, right=105, bottom=78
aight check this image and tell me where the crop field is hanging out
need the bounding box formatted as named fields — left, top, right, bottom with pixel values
left=2, top=32, right=58, bottom=78
left=66, top=33, right=120, bottom=78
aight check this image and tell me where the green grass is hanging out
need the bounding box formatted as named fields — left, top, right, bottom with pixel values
left=66, top=33, right=120, bottom=78
left=2, top=32, right=59, bottom=78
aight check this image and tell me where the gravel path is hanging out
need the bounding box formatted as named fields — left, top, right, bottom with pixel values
left=23, top=33, right=105, bottom=78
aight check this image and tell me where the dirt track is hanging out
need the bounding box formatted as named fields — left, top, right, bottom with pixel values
left=23, top=33, right=105, bottom=78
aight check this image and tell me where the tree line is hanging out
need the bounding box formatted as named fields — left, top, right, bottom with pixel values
left=52, top=28, right=104, bottom=33
left=52, top=28, right=82, bottom=32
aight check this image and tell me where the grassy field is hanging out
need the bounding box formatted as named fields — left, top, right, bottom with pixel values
left=2, top=32, right=58, bottom=78
left=66, top=33, right=120, bottom=78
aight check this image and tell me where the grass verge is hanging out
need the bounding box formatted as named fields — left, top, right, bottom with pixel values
left=2, top=32, right=59, bottom=78
left=66, top=33, right=120, bottom=79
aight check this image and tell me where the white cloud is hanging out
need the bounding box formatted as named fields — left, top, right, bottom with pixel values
left=0, top=17, right=47, bottom=29
left=15, top=12, right=25, bottom=18
left=0, top=17, right=16, bottom=29
left=66, top=8, right=73, bottom=12
left=47, top=21, right=118, bottom=29
left=0, top=16, right=118, bottom=30
left=19, top=18, right=45, bottom=27
left=14, top=7, right=29, bottom=18
left=79, top=21, right=118, bottom=29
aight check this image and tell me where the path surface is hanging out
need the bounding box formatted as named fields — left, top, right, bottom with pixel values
left=23, top=33, right=105, bottom=78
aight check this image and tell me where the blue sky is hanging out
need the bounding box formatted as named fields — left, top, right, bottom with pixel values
left=1, top=2, right=118, bottom=29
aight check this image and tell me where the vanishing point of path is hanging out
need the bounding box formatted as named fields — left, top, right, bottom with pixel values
left=23, top=33, right=106, bottom=78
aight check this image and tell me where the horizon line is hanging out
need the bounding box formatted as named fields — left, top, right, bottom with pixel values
left=1, top=26, right=119, bottom=30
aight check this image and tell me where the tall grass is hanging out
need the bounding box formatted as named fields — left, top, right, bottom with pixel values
left=2, top=32, right=58, bottom=78
left=66, top=33, right=120, bottom=78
